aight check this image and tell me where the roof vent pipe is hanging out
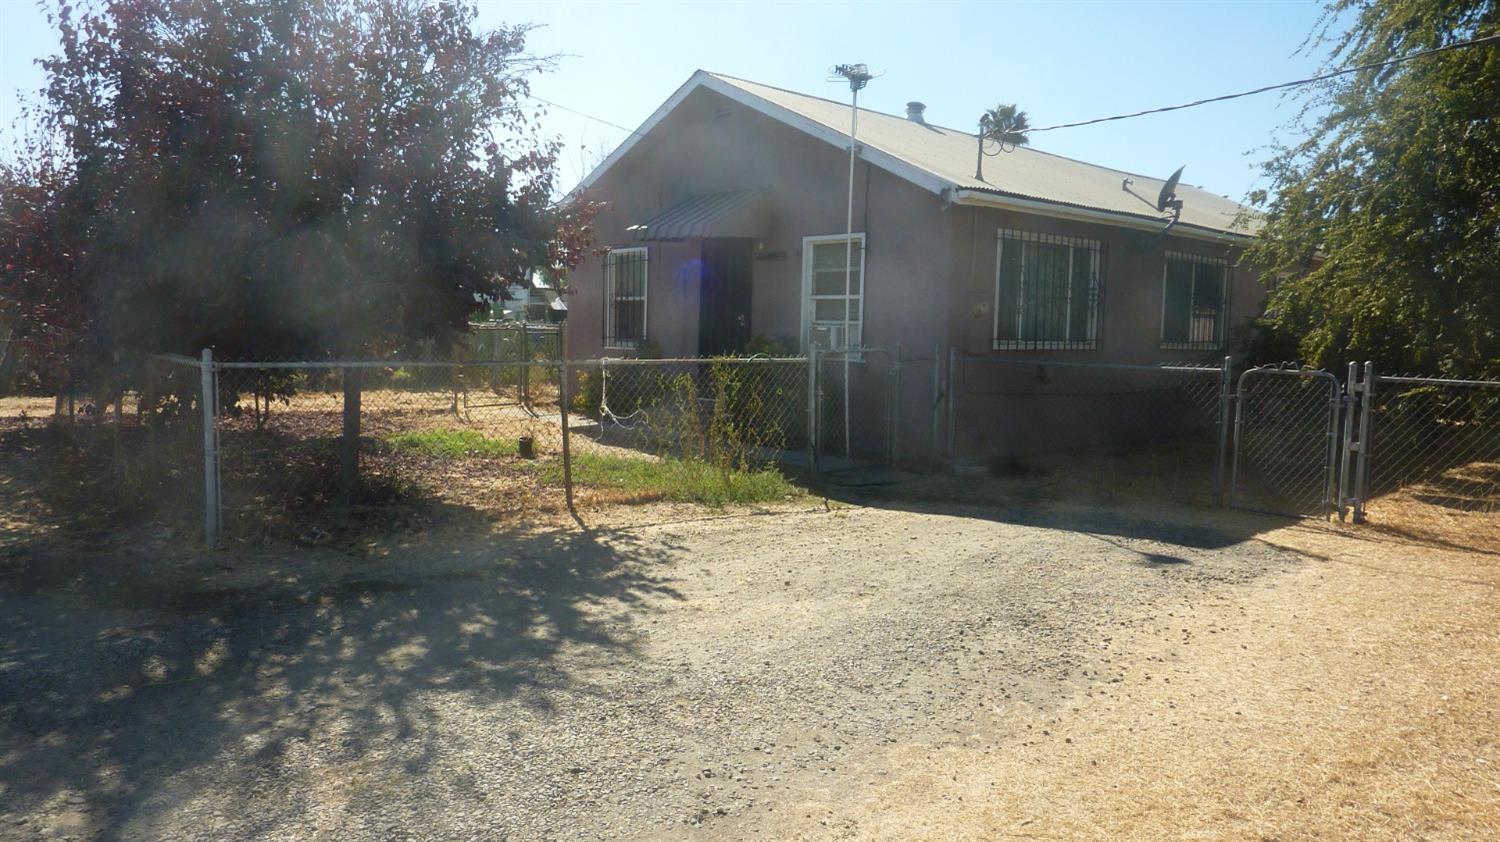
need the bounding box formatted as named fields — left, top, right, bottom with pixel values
left=905, top=101, right=926, bottom=124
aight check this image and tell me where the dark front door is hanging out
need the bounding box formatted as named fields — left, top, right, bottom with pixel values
left=698, top=238, right=754, bottom=356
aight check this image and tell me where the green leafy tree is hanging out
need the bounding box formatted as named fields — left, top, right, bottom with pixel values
left=1246, top=0, right=1500, bottom=376
left=0, top=0, right=599, bottom=498
left=0, top=0, right=592, bottom=375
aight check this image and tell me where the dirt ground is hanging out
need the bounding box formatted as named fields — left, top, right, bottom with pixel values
left=2, top=447, right=1498, bottom=842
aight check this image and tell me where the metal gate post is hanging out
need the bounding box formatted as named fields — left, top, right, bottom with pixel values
left=806, top=344, right=819, bottom=473
left=1215, top=355, right=1232, bottom=506
left=1323, top=371, right=1342, bottom=520
left=1338, top=361, right=1359, bottom=520
left=1352, top=361, right=1375, bottom=522
left=199, top=347, right=220, bottom=547
left=1229, top=368, right=1248, bottom=507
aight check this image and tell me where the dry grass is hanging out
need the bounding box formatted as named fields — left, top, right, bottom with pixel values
left=758, top=512, right=1500, bottom=840
left=0, top=396, right=58, bottom=418
left=1363, top=460, right=1500, bottom=554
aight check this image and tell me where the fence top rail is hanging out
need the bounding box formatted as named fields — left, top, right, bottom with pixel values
left=1377, top=374, right=1500, bottom=389
left=147, top=352, right=204, bottom=366
left=596, top=356, right=808, bottom=365
left=957, top=353, right=1222, bottom=375
left=1239, top=365, right=1339, bottom=383
left=207, top=355, right=810, bottom=369
left=213, top=358, right=565, bottom=369
left=470, top=321, right=561, bottom=330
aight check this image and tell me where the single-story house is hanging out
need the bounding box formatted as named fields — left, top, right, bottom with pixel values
left=566, top=70, right=1264, bottom=460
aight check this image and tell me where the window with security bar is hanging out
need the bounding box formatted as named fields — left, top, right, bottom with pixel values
left=604, top=247, right=648, bottom=350
left=993, top=230, right=1103, bottom=350
left=1161, top=251, right=1229, bottom=349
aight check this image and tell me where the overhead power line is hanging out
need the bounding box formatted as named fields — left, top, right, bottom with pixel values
left=526, top=31, right=1499, bottom=143
left=526, top=93, right=646, bottom=138
left=1028, top=31, right=1500, bottom=133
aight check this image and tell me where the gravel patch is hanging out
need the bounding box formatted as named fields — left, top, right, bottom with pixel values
left=0, top=500, right=1298, bottom=840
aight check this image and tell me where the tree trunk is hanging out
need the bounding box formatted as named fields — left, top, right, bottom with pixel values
left=339, top=367, right=362, bottom=506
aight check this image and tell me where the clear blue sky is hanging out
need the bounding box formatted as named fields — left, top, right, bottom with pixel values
left=0, top=0, right=1340, bottom=202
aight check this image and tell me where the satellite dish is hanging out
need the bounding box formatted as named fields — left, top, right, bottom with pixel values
left=1156, top=165, right=1185, bottom=213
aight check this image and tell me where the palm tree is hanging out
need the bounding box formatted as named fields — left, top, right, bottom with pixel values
left=980, top=104, right=1031, bottom=148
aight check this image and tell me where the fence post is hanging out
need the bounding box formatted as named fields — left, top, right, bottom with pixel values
left=1338, top=361, right=1359, bottom=520
left=1229, top=369, right=1247, bottom=509
left=112, top=350, right=124, bottom=471
left=199, top=348, right=220, bottom=547
left=145, top=358, right=159, bottom=483
left=806, top=344, right=819, bottom=473
left=1324, top=372, right=1342, bottom=520
left=558, top=328, right=574, bottom=515
left=1353, top=361, right=1375, bottom=523
left=945, top=347, right=958, bottom=457
left=1213, top=356, right=1232, bottom=506
left=889, top=344, right=902, bottom=464
left=520, top=322, right=531, bottom=407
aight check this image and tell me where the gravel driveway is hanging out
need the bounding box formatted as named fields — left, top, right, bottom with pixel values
left=0, top=499, right=1298, bottom=840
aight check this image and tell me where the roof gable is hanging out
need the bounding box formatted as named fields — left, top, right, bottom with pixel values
left=575, top=70, right=1259, bottom=240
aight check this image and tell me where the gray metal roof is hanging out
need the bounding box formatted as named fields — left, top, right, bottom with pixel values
left=707, top=74, right=1260, bottom=238
left=628, top=187, right=768, bottom=241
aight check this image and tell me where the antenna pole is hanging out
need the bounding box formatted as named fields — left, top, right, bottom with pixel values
left=843, top=84, right=858, bottom=457
left=831, top=63, right=872, bottom=459
left=975, top=133, right=983, bottom=181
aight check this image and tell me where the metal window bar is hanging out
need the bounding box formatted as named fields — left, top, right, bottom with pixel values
left=604, top=247, right=649, bottom=350
left=1161, top=251, right=1230, bottom=350
left=993, top=229, right=1105, bottom=351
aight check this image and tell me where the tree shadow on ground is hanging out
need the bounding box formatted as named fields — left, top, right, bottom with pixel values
left=0, top=500, right=680, bottom=838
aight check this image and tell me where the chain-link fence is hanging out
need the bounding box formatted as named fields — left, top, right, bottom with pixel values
left=565, top=357, right=811, bottom=489
left=948, top=355, right=1231, bottom=504
left=209, top=359, right=577, bottom=543
left=813, top=347, right=901, bottom=465
left=465, top=322, right=561, bottom=363
left=19, top=345, right=1499, bottom=552
left=140, top=350, right=827, bottom=545
left=1342, top=370, right=1500, bottom=546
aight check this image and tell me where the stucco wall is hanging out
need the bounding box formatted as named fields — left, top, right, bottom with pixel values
left=565, top=85, right=1267, bottom=463
left=943, top=206, right=1267, bottom=458
left=566, top=86, right=951, bottom=363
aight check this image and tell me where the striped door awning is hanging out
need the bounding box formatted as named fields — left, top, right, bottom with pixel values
left=628, top=188, right=768, bottom=241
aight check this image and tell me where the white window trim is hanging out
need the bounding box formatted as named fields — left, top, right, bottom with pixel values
left=604, top=246, right=649, bottom=351
left=992, top=229, right=1102, bottom=351
left=1160, top=250, right=1230, bottom=351
left=800, top=233, right=866, bottom=352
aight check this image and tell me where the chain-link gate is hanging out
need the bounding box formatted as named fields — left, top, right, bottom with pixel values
left=812, top=347, right=898, bottom=465
left=1231, top=367, right=1342, bottom=517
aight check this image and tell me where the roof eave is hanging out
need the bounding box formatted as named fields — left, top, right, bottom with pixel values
left=569, top=70, right=951, bottom=201
left=950, top=188, right=1258, bottom=245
